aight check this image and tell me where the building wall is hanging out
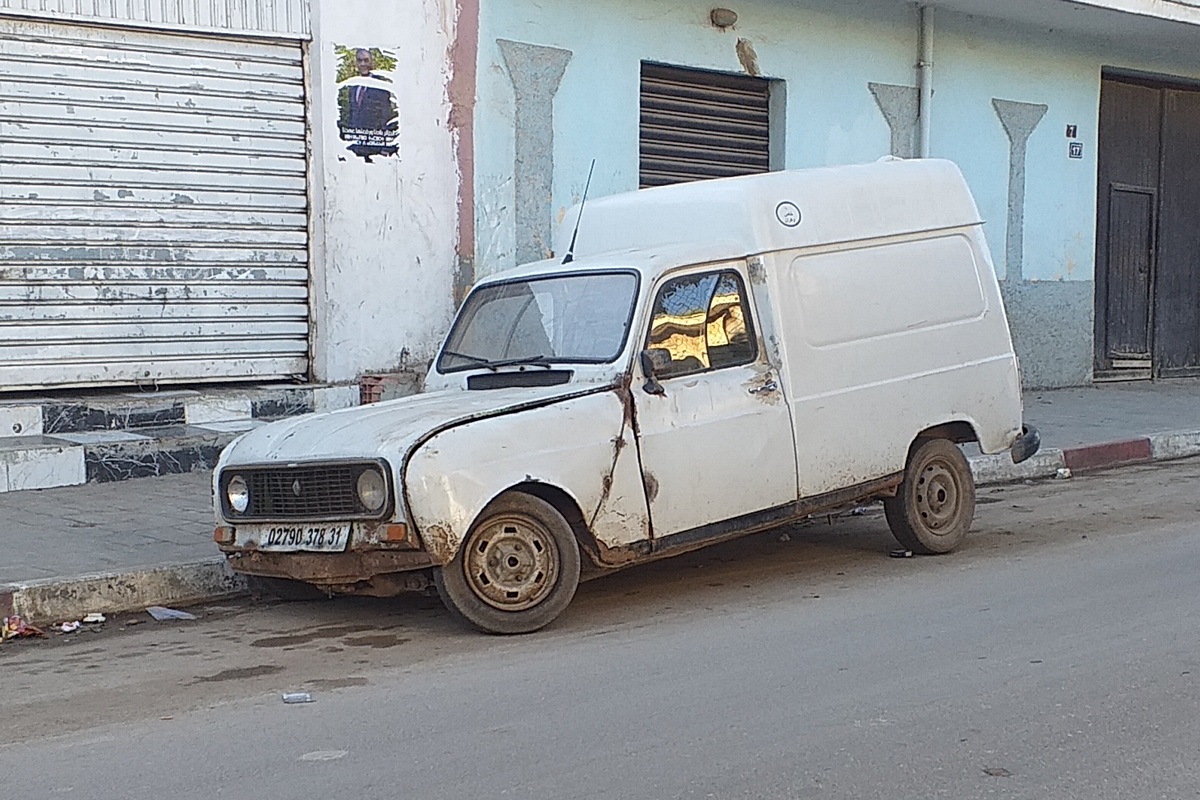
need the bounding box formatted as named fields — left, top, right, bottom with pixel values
left=473, top=0, right=1200, bottom=388
left=932, top=15, right=1103, bottom=389
left=474, top=0, right=914, bottom=274
left=5, top=1, right=1196, bottom=389
left=307, top=0, right=461, bottom=383
left=0, top=0, right=462, bottom=390
left=935, top=14, right=1200, bottom=387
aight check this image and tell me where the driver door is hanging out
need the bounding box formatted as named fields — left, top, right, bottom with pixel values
left=633, top=265, right=798, bottom=540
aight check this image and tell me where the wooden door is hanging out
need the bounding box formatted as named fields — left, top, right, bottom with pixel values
left=1155, top=89, right=1200, bottom=377
left=1095, top=77, right=1200, bottom=380
left=1095, top=79, right=1161, bottom=379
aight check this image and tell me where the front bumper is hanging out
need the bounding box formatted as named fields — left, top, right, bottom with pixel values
left=1010, top=424, right=1041, bottom=464
left=216, top=518, right=432, bottom=586
left=224, top=548, right=435, bottom=584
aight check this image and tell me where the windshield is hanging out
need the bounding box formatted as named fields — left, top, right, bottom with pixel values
left=438, top=271, right=639, bottom=373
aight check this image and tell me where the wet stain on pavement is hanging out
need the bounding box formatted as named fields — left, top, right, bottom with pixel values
left=194, top=664, right=283, bottom=683
left=250, top=624, right=375, bottom=649
left=61, top=648, right=107, bottom=660
left=306, top=677, right=370, bottom=690
left=343, top=634, right=410, bottom=649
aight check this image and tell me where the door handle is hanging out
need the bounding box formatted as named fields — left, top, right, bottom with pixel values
left=748, top=380, right=778, bottom=395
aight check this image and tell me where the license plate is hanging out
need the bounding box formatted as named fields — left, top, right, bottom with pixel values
left=241, top=523, right=351, bottom=553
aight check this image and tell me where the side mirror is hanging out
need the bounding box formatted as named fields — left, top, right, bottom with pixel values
left=640, top=348, right=670, bottom=396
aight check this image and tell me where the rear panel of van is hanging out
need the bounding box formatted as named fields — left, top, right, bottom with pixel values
left=768, top=228, right=1023, bottom=498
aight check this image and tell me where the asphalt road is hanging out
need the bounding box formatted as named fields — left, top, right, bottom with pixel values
left=3, top=461, right=1199, bottom=799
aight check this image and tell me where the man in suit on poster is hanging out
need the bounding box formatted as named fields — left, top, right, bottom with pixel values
left=338, top=48, right=397, bottom=160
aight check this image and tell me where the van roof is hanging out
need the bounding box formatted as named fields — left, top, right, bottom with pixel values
left=484, top=158, right=984, bottom=284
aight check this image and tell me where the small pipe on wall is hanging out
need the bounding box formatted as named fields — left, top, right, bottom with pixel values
left=917, top=3, right=934, bottom=158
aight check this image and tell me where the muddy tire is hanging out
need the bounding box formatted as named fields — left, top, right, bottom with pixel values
left=884, top=438, right=975, bottom=555
left=245, top=575, right=328, bottom=602
left=435, top=493, right=581, bottom=635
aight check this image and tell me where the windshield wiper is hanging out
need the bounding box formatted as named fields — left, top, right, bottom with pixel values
left=441, top=349, right=498, bottom=371
left=486, top=355, right=554, bottom=369
left=441, top=351, right=555, bottom=371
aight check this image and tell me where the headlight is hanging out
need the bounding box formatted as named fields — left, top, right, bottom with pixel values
left=356, top=468, right=387, bottom=512
left=226, top=474, right=249, bottom=514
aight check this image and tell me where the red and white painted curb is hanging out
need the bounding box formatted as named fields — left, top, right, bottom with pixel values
left=970, top=430, right=1200, bottom=486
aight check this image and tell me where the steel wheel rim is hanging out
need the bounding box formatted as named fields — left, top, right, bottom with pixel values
left=463, top=513, right=560, bottom=611
left=914, top=458, right=963, bottom=534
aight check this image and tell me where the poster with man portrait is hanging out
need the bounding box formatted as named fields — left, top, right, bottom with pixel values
left=335, top=45, right=400, bottom=162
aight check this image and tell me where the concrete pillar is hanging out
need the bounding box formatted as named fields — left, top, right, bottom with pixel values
left=497, top=39, right=572, bottom=265
left=993, top=98, right=1048, bottom=282
left=869, top=82, right=919, bottom=159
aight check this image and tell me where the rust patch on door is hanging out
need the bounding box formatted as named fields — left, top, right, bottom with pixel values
left=593, top=537, right=650, bottom=567
left=643, top=471, right=659, bottom=503
left=743, top=371, right=782, bottom=405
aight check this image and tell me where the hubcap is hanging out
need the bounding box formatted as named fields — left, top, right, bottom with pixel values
left=914, top=459, right=961, bottom=534
left=463, top=514, right=559, bottom=611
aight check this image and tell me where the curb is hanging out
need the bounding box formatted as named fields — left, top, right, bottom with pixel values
left=970, top=430, right=1200, bottom=487
left=5, top=432, right=1199, bottom=627
left=970, top=448, right=1066, bottom=485
left=1, top=558, right=246, bottom=626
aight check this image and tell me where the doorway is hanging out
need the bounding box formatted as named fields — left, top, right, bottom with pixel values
left=1094, top=74, right=1200, bottom=380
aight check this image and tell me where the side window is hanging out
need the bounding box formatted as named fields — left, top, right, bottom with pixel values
left=646, top=270, right=756, bottom=379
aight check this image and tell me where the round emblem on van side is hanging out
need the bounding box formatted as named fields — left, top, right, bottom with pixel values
left=775, top=201, right=802, bottom=227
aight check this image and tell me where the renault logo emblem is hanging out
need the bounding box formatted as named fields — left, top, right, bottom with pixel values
left=292, top=479, right=302, bottom=497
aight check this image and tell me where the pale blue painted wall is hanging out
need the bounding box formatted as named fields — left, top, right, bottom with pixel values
left=474, top=0, right=1200, bottom=385
left=933, top=14, right=1200, bottom=285
left=475, top=0, right=914, bottom=274
left=931, top=17, right=1101, bottom=283
left=475, top=0, right=1109, bottom=281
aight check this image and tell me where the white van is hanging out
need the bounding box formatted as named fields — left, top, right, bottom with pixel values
left=213, top=158, right=1039, bottom=633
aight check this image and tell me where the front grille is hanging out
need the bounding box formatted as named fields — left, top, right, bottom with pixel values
left=220, top=461, right=391, bottom=522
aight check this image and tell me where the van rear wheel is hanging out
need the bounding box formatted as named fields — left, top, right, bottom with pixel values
left=435, top=493, right=581, bottom=634
left=884, top=438, right=975, bottom=554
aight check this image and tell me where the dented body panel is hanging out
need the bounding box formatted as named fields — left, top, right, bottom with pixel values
left=216, top=384, right=603, bottom=505
left=403, top=390, right=650, bottom=566
left=632, top=255, right=797, bottom=537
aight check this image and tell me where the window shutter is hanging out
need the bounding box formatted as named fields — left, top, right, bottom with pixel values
left=639, top=63, right=771, bottom=188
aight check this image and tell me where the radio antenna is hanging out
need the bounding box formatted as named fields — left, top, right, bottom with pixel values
left=562, top=159, right=595, bottom=264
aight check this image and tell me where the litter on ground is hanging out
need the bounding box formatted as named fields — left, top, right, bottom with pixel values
left=146, top=606, right=198, bottom=621
left=2, top=615, right=46, bottom=641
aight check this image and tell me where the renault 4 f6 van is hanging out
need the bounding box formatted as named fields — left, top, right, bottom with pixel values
left=213, top=158, right=1040, bottom=633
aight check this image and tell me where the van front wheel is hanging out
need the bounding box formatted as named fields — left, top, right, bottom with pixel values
left=884, top=438, right=975, bottom=554
left=435, top=493, right=581, bottom=634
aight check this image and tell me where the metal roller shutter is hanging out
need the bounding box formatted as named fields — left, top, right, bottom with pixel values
left=639, top=62, right=771, bottom=188
left=0, top=18, right=309, bottom=391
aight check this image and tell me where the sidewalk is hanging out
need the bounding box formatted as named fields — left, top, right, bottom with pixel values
left=4, top=379, right=1200, bottom=625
